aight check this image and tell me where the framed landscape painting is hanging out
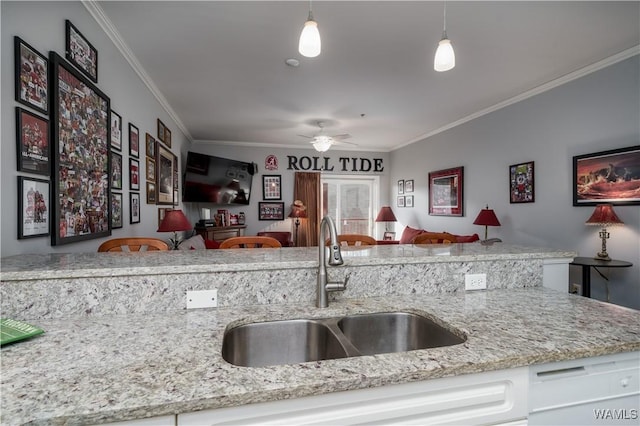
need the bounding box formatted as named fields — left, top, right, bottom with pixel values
left=573, top=145, right=640, bottom=206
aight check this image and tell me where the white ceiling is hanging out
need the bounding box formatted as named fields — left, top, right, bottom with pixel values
left=96, top=1, right=640, bottom=152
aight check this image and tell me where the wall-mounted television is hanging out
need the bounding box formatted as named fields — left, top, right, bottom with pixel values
left=182, top=152, right=255, bottom=205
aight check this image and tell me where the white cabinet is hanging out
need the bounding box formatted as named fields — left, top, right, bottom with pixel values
left=179, top=367, right=529, bottom=425
left=529, top=351, right=639, bottom=425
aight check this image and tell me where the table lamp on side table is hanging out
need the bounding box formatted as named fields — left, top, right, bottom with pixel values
left=158, top=209, right=193, bottom=249
left=375, top=206, right=397, bottom=239
left=473, top=205, right=501, bottom=245
left=585, top=203, right=624, bottom=261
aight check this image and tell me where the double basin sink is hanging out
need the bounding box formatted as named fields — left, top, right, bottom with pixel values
left=222, top=312, right=466, bottom=367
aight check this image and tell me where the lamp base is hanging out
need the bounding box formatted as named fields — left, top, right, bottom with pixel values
left=594, top=252, right=611, bottom=261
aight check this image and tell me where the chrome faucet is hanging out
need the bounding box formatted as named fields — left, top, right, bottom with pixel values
left=317, top=216, right=346, bottom=308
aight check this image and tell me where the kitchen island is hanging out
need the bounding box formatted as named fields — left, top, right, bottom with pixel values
left=1, top=244, right=638, bottom=424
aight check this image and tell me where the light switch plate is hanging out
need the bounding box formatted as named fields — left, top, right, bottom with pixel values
left=186, top=289, right=218, bottom=309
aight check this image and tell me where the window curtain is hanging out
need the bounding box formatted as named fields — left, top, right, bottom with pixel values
left=293, top=172, right=320, bottom=246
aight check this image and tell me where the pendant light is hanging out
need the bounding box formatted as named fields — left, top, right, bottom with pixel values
left=298, top=0, right=321, bottom=58
left=434, top=1, right=455, bottom=72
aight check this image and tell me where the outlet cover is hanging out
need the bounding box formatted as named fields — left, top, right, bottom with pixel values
left=465, top=273, right=487, bottom=291
left=186, top=289, right=218, bottom=309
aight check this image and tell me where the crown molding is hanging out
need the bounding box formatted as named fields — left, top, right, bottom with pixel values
left=82, top=0, right=193, bottom=142
left=394, top=46, right=640, bottom=151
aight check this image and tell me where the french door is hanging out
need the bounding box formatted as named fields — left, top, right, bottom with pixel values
left=321, top=175, right=379, bottom=237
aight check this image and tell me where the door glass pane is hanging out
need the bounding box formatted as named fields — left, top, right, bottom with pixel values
left=321, top=177, right=376, bottom=236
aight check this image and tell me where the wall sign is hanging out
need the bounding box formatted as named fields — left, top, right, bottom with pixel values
left=286, top=155, right=384, bottom=172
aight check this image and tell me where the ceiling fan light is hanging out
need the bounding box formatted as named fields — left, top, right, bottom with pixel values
left=312, top=137, right=332, bottom=152
left=299, top=15, right=321, bottom=58
left=434, top=37, right=455, bottom=72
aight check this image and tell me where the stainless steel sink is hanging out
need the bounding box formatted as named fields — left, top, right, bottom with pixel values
left=221, top=319, right=349, bottom=367
left=337, top=312, right=465, bottom=355
left=222, top=312, right=466, bottom=367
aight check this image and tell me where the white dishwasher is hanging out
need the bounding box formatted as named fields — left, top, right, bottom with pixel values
left=528, top=351, right=639, bottom=425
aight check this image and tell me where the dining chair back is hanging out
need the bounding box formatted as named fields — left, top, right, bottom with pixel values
left=219, top=236, right=282, bottom=249
left=326, top=234, right=377, bottom=247
left=412, top=232, right=457, bottom=244
left=98, top=237, right=170, bottom=252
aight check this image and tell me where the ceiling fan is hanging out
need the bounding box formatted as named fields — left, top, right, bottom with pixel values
left=298, top=121, right=357, bottom=152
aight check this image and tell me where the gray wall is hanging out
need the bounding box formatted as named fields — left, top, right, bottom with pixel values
left=1, top=1, right=189, bottom=256
left=389, top=56, right=640, bottom=309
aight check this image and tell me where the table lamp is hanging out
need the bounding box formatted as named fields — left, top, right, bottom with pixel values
left=157, top=209, right=193, bottom=249
left=585, top=204, right=623, bottom=261
left=375, top=206, right=397, bottom=232
left=288, top=200, right=307, bottom=247
left=473, top=204, right=501, bottom=244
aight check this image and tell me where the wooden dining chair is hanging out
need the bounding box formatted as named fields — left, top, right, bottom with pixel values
left=219, top=236, right=282, bottom=249
left=412, top=232, right=457, bottom=245
left=98, top=237, right=170, bottom=252
left=326, top=234, right=377, bottom=247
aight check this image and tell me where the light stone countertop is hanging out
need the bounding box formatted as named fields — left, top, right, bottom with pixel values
left=1, top=287, right=639, bottom=425
left=0, top=243, right=576, bottom=281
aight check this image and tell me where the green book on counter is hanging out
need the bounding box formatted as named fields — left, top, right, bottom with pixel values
left=1, top=318, right=44, bottom=346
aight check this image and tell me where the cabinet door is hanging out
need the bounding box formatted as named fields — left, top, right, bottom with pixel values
left=179, top=367, right=528, bottom=425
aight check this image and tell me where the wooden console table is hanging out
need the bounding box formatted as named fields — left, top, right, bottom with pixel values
left=194, top=225, right=246, bottom=243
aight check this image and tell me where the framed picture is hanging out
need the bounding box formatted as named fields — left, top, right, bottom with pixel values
left=405, top=195, right=414, bottom=207
left=17, top=176, right=50, bottom=239
left=110, top=110, right=122, bottom=151
left=398, top=179, right=405, bottom=195
left=405, top=179, right=414, bottom=193
left=262, top=175, right=281, bottom=200
left=429, top=166, right=464, bottom=216
left=383, top=231, right=396, bottom=241
left=129, top=158, right=140, bottom=191
left=130, top=192, right=140, bottom=224
left=165, top=127, right=172, bottom=149
left=14, top=37, right=48, bottom=115
left=573, top=145, right=640, bottom=206
left=157, top=119, right=165, bottom=144
left=509, top=161, right=535, bottom=203
left=111, top=151, right=122, bottom=190
left=111, top=192, right=123, bottom=229
left=259, top=202, right=285, bottom=220
left=50, top=52, right=110, bottom=245
left=146, top=157, right=156, bottom=182
left=16, top=107, right=50, bottom=175
left=129, top=123, right=139, bottom=158
left=145, top=133, right=156, bottom=157
left=146, top=182, right=157, bottom=204
left=65, top=20, right=98, bottom=82
left=156, top=142, right=174, bottom=205
left=397, top=196, right=405, bottom=207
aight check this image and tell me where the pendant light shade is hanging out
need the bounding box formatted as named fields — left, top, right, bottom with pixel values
left=434, top=1, right=455, bottom=72
left=434, top=35, right=455, bottom=72
left=299, top=10, right=321, bottom=58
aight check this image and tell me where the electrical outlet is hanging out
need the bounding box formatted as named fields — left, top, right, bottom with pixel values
left=465, top=273, right=487, bottom=291
left=186, top=289, right=218, bottom=309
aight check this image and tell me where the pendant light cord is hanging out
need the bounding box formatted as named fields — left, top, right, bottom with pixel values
left=442, top=1, right=448, bottom=38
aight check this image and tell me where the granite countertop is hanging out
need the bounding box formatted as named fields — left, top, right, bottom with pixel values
left=2, top=287, right=639, bottom=425
left=0, top=243, right=576, bottom=281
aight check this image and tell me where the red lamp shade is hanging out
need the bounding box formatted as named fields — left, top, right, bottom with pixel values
left=289, top=200, right=308, bottom=219
left=375, top=206, right=397, bottom=223
left=585, top=204, right=623, bottom=226
left=473, top=206, right=501, bottom=227
left=157, top=209, right=193, bottom=232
